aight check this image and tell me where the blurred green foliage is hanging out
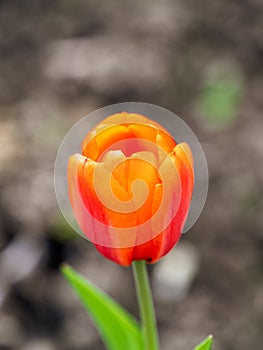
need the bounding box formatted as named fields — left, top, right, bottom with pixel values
left=198, top=76, right=241, bottom=127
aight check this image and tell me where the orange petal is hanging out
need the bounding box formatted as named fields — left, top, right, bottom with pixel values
left=173, top=143, right=194, bottom=191
left=82, top=112, right=177, bottom=163
left=99, top=111, right=167, bottom=132
left=168, top=143, right=194, bottom=231
left=68, top=154, right=102, bottom=244
left=128, top=123, right=176, bottom=163
left=68, top=153, right=136, bottom=265
left=82, top=124, right=133, bottom=161
left=126, top=157, right=161, bottom=224
left=156, top=129, right=177, bottom=165
left=148, top=143, right=194, bottom=262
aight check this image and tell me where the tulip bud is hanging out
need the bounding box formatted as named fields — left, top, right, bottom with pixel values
left=67, top=112, right=194, bottom=266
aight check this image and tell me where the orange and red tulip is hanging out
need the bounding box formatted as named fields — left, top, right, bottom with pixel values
left=67, top=112, right=194, bottom=266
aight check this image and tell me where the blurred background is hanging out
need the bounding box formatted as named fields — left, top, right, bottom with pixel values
left=0, top=0, right=263, bottom=349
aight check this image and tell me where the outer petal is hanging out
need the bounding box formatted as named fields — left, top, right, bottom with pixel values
left=131, top=183, right=163, bottom=262
left=68, top=154, right=136, bottom=265
left=98, top=154, right=161, bottom=265
left=68, top=154, right=98, bottom=239
left=131, top=142, right=194, bottom=264
left=151, top=142, right=194, bottom=262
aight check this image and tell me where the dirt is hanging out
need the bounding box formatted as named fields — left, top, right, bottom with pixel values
left=0, top=1, right=263, bottom=350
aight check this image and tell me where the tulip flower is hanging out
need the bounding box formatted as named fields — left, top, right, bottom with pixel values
left=67, top=112, right=194, bottom=266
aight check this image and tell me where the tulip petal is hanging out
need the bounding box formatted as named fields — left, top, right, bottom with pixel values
left=166, top=143, right=194, bottom=239
left=82, top=112, right=176, bottom=164
left=102, top=150, right=127, bottom=173
left=68, top=154, right=101, bottom=245
left=156, top=130, right=177, bottom=165
left=128, top=123, right=157, bottom=144
left=173, top=143, right=194, bottom=193
left=68, top=155, right=109, bottom=231
left=128, top=123, right=176, bottom=164
left=100, top=111, right=166, bottom=132
left=131, top=183, right=163, bottom=262
left=82, top=124, right=133, bottom=161
left=148, top=144, right=194, bottom=263
left=130, top=151, right=158, bottom=168
left=126, top=157, right=160, bottom=223
left=68, top=154, right=138, bottom=265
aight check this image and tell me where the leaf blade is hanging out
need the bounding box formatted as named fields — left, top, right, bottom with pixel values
left=61, top=264, right=143, bottom=350
left=193, top=335, right=213, bottom=350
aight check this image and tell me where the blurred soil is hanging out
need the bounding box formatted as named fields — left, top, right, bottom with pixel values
left=0, top=1, right=263, bottom=350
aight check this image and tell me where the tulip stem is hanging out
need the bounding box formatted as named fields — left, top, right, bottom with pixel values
left=132, top=260, right=159, bottom=350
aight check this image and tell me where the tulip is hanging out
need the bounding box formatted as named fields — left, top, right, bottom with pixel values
left=68, top=112, right=194, bottom=266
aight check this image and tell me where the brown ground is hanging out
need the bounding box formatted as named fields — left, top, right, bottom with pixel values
left=0, top=1, right=263, bottom=350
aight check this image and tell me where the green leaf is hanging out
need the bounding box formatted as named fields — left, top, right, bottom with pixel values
left=199, top=76, right=241, bottom=126
left=61, top=264, right=143, bottom=350
left=193, top=335, right=213, bottom=350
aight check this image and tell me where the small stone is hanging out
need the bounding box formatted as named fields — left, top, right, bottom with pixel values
left=0, top=313, right=24, bottom=347
left=153, top=241, right=200, bottom=302
left=19, top=339, right=56, bottom=350
left=0, top=236, right=43, bottom=284
left=0, top=236, right=44, bottom=306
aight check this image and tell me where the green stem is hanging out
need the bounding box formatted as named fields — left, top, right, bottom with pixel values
left=132, top=260, right=159, bottom=350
